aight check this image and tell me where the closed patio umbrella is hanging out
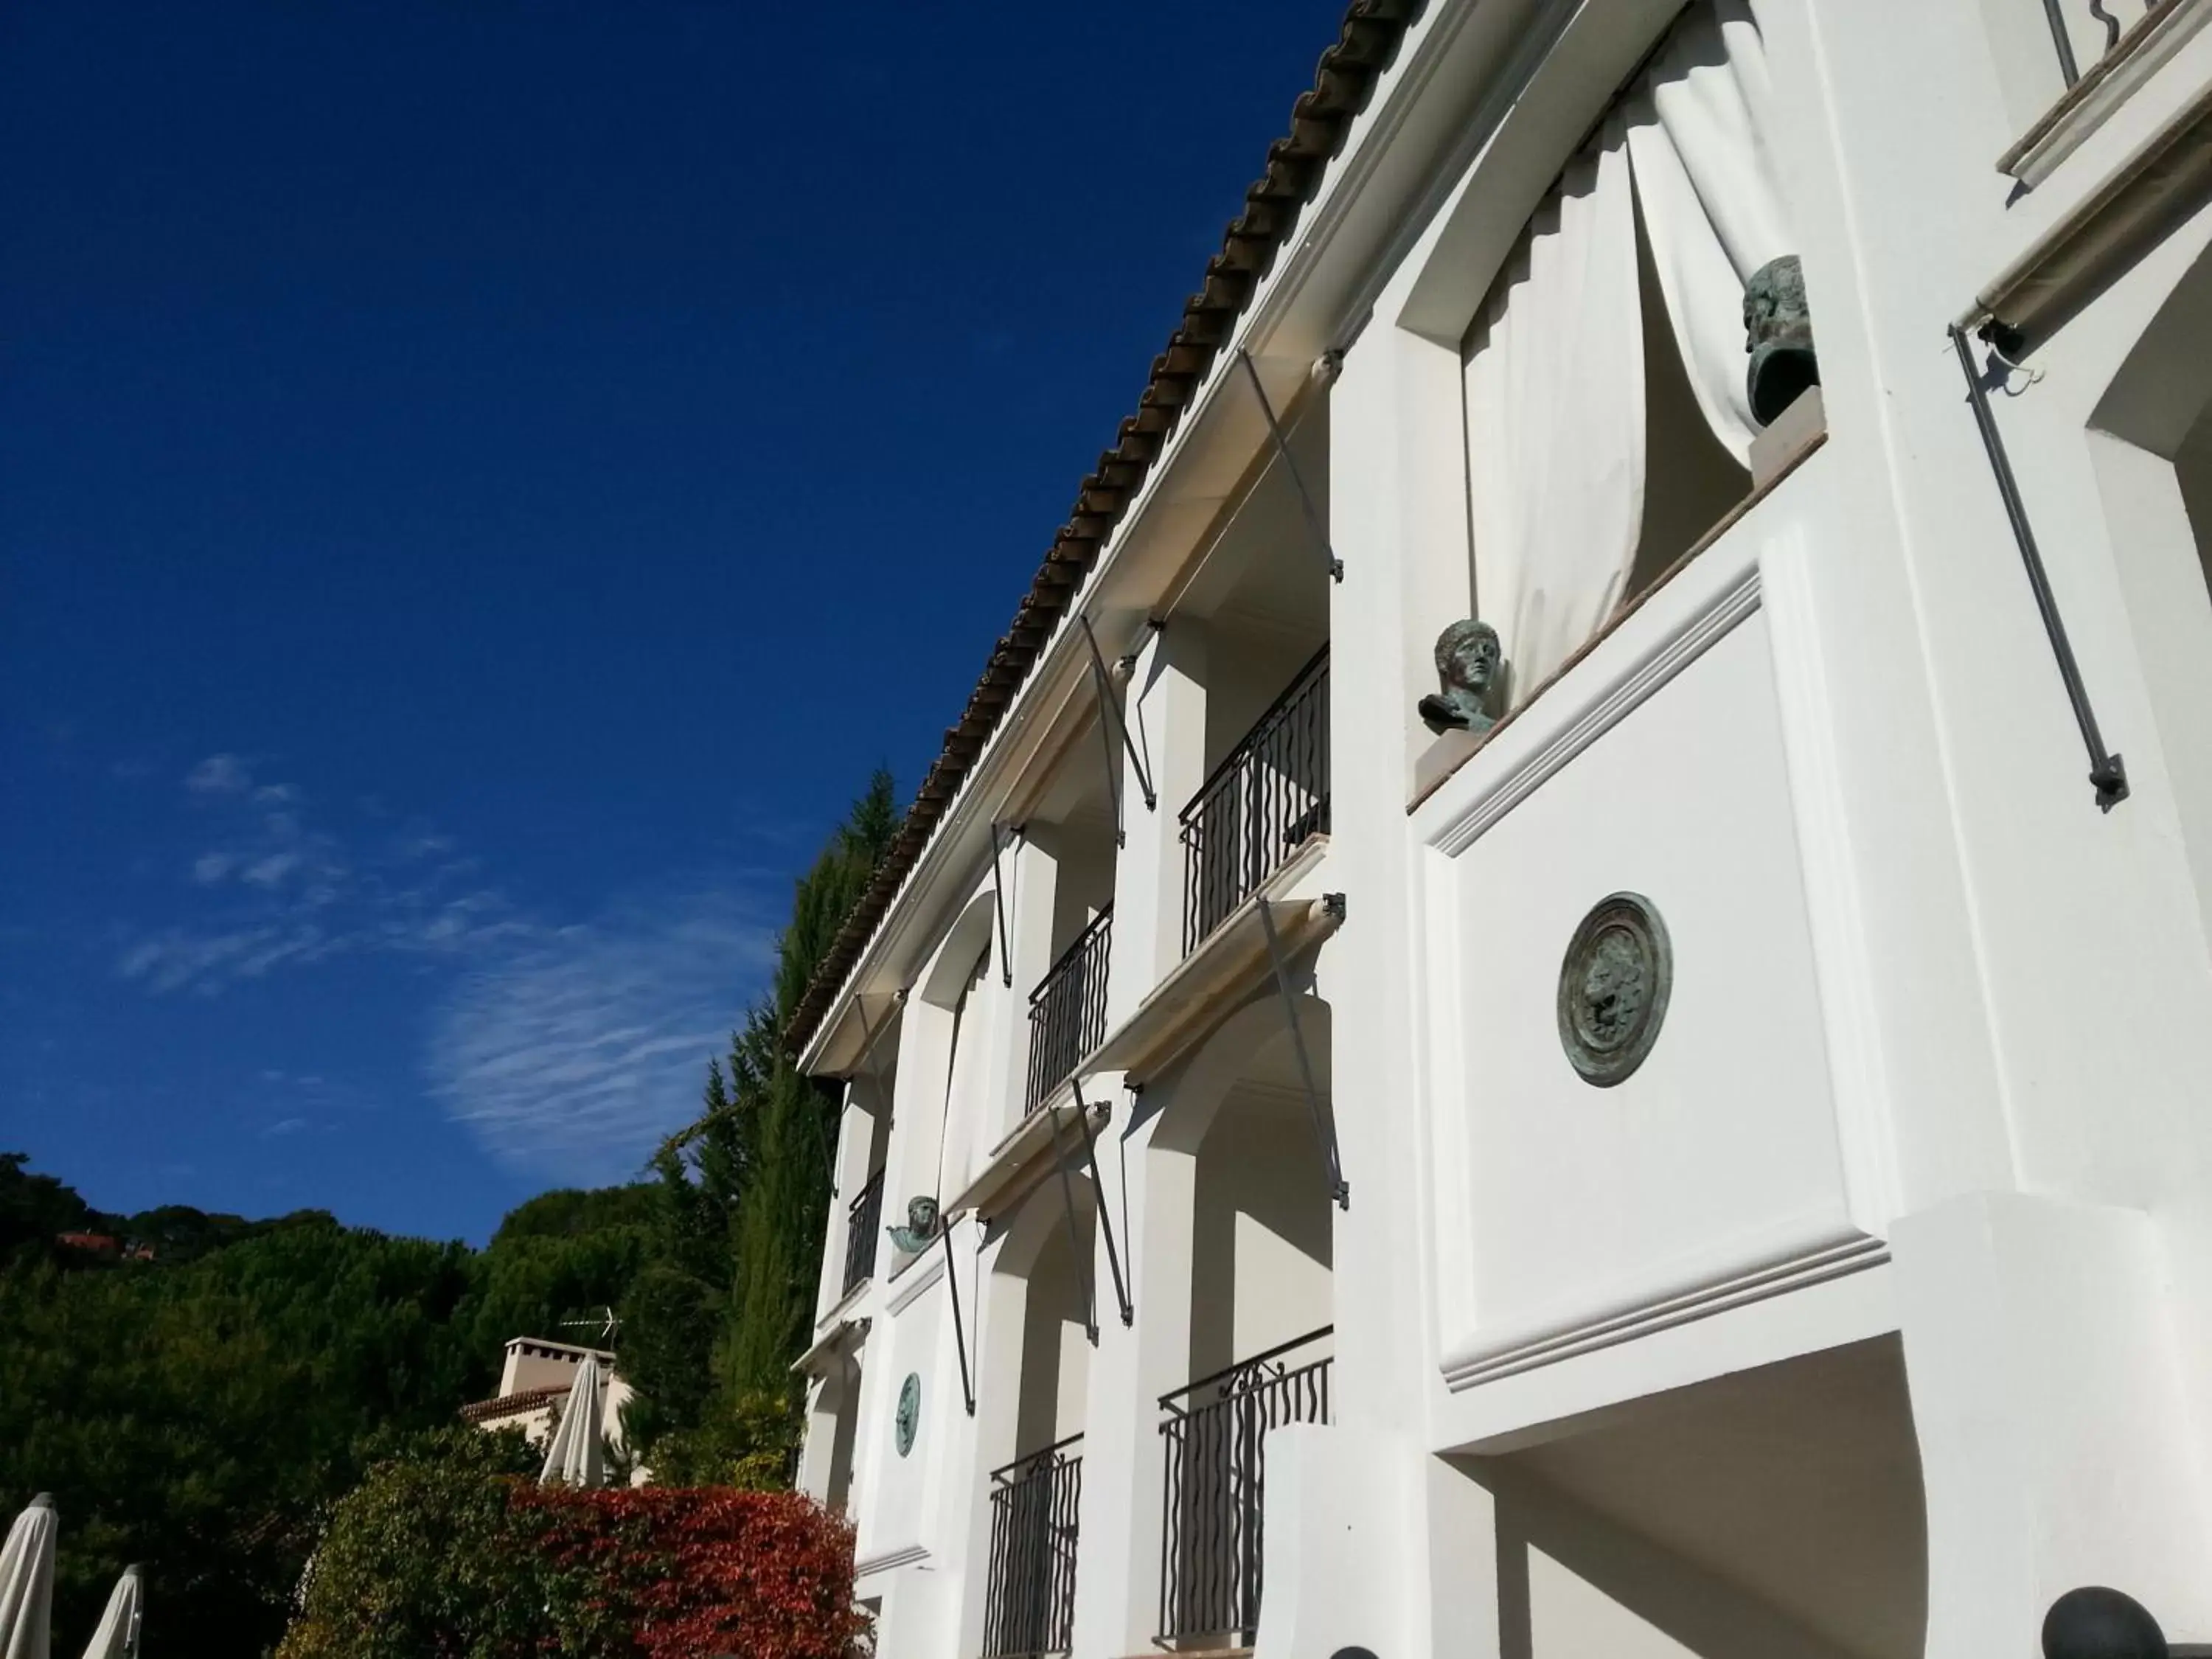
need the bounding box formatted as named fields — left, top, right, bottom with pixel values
left=538, top=1354, right=606, bottom=1488
left=77, top=1565, right=141, bottom=1659
left=0, top=1494, right=58, bottom=1659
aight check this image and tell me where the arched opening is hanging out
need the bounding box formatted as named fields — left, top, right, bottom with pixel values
left=975, top=1182, right=1096, bottom=1659
left=1146, top=991, right=1337, bottom=1649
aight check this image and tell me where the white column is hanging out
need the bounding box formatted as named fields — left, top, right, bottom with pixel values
left=1069, top=1105, right=1194, bottom=1659
left=1317, top=316, right=1475, bottom=1654
left=1110, top=619, right=1209, bottom=1020
left=1001, top=824, right=1068, bottom=1127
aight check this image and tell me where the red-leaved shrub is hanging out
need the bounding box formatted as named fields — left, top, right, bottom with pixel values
left=279, top=1449, right=867, bottom=1659
left=520, top=1487, right=866, bottom=1659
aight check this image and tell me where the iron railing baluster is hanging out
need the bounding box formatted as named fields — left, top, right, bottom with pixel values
left=1024, top=907, right=1113, bottom=1112
left=841, top=1168, right=884, bottom=1297
left=1155, top=1326, right=1334, bottom=1644
left=983, top=1436, right=1084, bottom=1658
left=1178, top=648, right=1330, bottom=957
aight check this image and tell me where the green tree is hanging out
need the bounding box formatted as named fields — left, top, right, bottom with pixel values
left=624, top=770, right=896, bottom=1484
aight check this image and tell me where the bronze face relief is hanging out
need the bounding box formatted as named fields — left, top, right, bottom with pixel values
left=1556, top=893, right=1672, bottom=1087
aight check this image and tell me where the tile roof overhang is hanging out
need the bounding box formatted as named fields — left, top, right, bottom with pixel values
left=784, top=0, right=1423, bottom=1060
left=459, top=1381, right=570, bottom=1425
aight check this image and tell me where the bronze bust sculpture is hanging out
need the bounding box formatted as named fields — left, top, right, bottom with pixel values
left=886, top=1195, right=940, bottom=1254
left=1418, top=619, right=1503, bottom=736
left=1744, top=254, right=1819, bottom=427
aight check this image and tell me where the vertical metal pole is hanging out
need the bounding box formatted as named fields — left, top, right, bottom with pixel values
left=1949, top=325, right=2128, bottom=810
left=1237, top=348, right=1343, bottom=581
left=1043, top=1096, right=1101, bottom=1343
left=1081, top=616, right=1158, bottom=824
left=1084, top=625, right=1128, bottom=846
left=988, top=822, right=1015, bottom=987
left=942, top=1222, right=976, bottom=1415
left=1069, top=1079, right=1134, bottom=1325
left=2041, top=0, right=2084, bottom=85
left=1255, top=897, right=1349, bottom=1208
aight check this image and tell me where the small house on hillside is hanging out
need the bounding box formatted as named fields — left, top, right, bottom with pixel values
left=459, top=1335, right=633, bottom=1457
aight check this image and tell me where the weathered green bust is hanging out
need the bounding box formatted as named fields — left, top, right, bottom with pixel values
left=886, top=1195, right=940, bottom=1254
left=1418, top=619, right=1503, bottom=736
left=1744, top=254, right=1819, bottom=427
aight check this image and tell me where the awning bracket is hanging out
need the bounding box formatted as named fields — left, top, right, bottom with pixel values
left=1949, top=325, right=2128, bottom=812
left=988, top=823, right=1016, bottom=988
left=1256, top=896, right=1349, bottom=1209
left=1043, top=1093, right=1102, bottom=1346
left=1081, top=616, right=1158, bottom=845
left=1070, top=1078, right=1135, bottom=1326
left=1238, top=348, right=1343, bottom=582
left=942, top=1222, right=976, bottom=1416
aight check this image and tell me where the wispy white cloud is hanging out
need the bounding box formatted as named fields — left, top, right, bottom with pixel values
left=120, top=755, right=523, bottom=995
left=185, top=754, right=254, bottom=795
left=122, top=754, right=782, bottom=1179
left=424, top=891, right=776, bottom=1183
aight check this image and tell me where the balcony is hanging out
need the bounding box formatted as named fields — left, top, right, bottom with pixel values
left=981, top=1434, right=1083, bottom=1658
left=1179, top=647, right=1329, bottom=956
left=842, top=1166, right=884, bottom=1298
left=1025, top=905, right=1112, bottom=1113
left=1156, top=1326, right=1333, bottom=1646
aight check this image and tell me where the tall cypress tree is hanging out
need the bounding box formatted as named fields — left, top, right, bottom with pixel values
left=638, top=770, right=896, bottom=1482
left=724, top=772, right=896, bottom=1393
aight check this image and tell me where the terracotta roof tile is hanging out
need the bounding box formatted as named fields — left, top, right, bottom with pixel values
left=458, top=1382, right=569, bottom=1425
left=785, top=0, right=1424, bottom=1059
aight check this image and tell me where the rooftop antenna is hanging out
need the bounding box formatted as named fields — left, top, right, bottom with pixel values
left=559, top=1305, right=619, bottom=1347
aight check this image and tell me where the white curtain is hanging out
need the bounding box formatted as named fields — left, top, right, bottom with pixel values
left=1462, top=0, right=1792, bottom=699
left=1624, top=0, right=1795, bottom=464
left=1465, top=127, right=1646, bottom=705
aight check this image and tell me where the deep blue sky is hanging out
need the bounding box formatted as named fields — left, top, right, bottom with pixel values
left=0, top=0, right=1348, bottom=1242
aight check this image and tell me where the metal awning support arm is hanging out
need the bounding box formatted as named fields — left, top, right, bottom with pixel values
left=1042, top=1094, right=1102, bottom=1344
left=988, top=823, right=1016, bottom=988
left=942, top=1222, right=976, bottom=1416
left=1069, top=1078, right=1133, bottom=1326
left=1256, top=897, right=1349, bottom=1209
left=1948, top=325, right=2128, bottom=811
left=1081, top=616, right=1158, bottom=845
left=1237, top=348, right=1343, bottom=582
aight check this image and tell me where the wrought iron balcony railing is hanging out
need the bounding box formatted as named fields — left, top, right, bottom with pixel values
left=1179, top=647, right=1329, bottom=956
left=2041, top=0, right=2166, bottom=88
left=1156, top=1325, right=1333, bottom=1646
left=842, top=1166, right=884, bottom=1298
left=981, top=1434, right=1084, bottom=1658
left=1025, top=905, right=1111, bottom=1113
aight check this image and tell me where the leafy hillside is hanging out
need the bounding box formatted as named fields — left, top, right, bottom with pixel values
left=3, top=769, right=902, bottom=1655
left=0, top=1158, right=657, bottom=1655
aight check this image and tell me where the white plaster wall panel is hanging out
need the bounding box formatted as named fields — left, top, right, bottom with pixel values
left=1425, top=600, right=1864, bottom=1388
left=1188, top=1085, right=1335, bottom=1379
left=855, top=1263, right=947, bottom=1572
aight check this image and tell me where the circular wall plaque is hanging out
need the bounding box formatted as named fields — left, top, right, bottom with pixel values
left=1556, top=892, right=1672, bottom=1087
left=894, top=1373, right=921, bottom=1457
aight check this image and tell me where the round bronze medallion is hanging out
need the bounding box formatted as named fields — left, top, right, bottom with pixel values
left=1556, top=893, right=1672, bottom=1087
left=894, top=1373, right=921, bottom=1457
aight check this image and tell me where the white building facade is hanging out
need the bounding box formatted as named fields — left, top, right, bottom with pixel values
left=790, top=2, right=2212, bottom=1655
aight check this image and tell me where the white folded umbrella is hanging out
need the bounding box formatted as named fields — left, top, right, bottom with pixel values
left=0, top=1494, right=58, bottom=1659
left=77, top=1565, right=141, bottom=1659
left=538, top=1354, right=606, bottom=1488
